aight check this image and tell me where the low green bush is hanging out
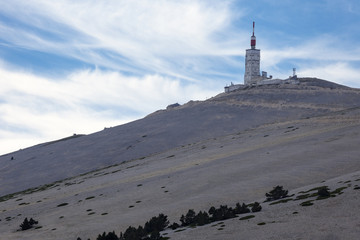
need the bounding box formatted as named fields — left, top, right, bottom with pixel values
left=239, top=215, right=255, bottom=220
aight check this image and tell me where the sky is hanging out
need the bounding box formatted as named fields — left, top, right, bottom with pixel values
left=0, top=0, right=360, bottom=155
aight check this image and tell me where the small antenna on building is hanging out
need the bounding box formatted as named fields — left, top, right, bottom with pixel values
left=252, top=21, right=255, bottom=36
left=293, top=68, right=296, bottom=77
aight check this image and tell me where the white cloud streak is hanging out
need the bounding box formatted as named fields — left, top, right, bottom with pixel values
left=1, top=0, right=360, bottom=155
left=262, top=36, right=360, bottom=64
left=260, top=35, right=360, bottom=86
left=0, top=65, right=219, bottom=154
left=298, top=62, right=360, bottom=87
left=0, top=0, right=244, bottom=82
left=0, top=0, right=240, bottom=154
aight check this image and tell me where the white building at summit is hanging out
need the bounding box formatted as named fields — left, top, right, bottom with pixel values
left=244, top=22, right=269, bottom=85
left=224, top=22, right=298, bottom=93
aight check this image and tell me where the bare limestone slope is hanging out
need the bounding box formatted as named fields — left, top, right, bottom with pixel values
left=0, top=106, right=360, bottom=239
left=165, top=171, right=360, bottom=240
left=1, top=78, right=359, bottom=196
left=1, top=78, right=360, bottom=239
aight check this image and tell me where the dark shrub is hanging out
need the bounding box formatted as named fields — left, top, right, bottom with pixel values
left=234, top=203, right=250, bottom=214
left=97, top=231, right=119, bottom=240
left=265, top=186, right=289, bottom=201
left=88, top=213, right=170, bottom=240
left=180, top=209, right=196, bottom=226
left=169, top=222, right=180, bottom=230
left=209, top=205, right=236, bottom=222
left=20, top=217, right=39, bottom=231
left=149, top=231, right=161, bottom=240
left=251, top=202, right=262, bottom=212
left=122, top=226, right=142, bottom=240
left=137, top=226, right=146, bottom=237
left=29, top=218, right=38, bottom=225
left=318, top=187, right=330, bottom=198
left=20, top=218, right=32, bottom=230
left=208, top=206, right=216, bottom=215
left=194, top=211, right=210, bottom=226
left=144, top=214, right=169, bottom=233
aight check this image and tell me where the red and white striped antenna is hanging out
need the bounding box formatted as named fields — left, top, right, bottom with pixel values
left=251, top=21, right=256, bottom=49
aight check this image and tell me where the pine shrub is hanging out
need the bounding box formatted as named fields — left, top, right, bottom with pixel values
left=234, top=203, right=250, bottom=214
left=20, top=217, right=39, bottom=231
left=251, top=202, right=262, bottom=212
left=265, top=186, right=289, bottom=201
left=317, top=187, right=330, bottom=198
left=180, top=209, right=196, bottom=226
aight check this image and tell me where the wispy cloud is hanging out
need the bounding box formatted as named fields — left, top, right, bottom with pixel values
left=260, top=34, right=360, bottom=82
left=298, top=62, right=360, bottom=87
left=0, top=0, right=242, bottom=153
left=1, top=0, right=360, bottom=154
left=263, top=36, right=360, bottom=63
left=0, top=0, right=244, bottom=82
left=0, top=65, right=219, bottom=154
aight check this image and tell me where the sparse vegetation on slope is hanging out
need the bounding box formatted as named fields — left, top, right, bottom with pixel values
left=77, top=214, right=169, bottom=240
left=3, top=78, right=360, bottom=197
left=77, top=200, right=262, bottom=240
left=73, top=182, right=354, bottom=239
left=2, top=79, right=360, bottom=240
left=19, top=217, right=39, bottom=231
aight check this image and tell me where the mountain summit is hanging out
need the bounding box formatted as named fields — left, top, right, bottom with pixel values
left=1, top=78, right=359, bottom=196
left=1, top=78, right=360, bottom=240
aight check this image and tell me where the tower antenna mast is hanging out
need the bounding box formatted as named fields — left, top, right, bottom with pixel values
left=252, top=21, right=255, bottom=36
left=250, top=21, right=256, bottom=49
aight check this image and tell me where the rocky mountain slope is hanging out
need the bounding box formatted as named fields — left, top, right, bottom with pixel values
left=1, top=78, right=359, bottom=196
left=1, top=77, right=360, bottom=240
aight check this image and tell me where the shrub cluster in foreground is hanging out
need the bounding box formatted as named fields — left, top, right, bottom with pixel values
left=172, top=201, right=261, bottom=229
left=95, top=213, right=169, bottom=240
left=77, top=201, right=262, bottom=240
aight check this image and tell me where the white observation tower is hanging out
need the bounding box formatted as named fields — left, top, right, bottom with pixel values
left=244, top=22, right=262, bottom=85
left=224, top=22, right=299, bottom=92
